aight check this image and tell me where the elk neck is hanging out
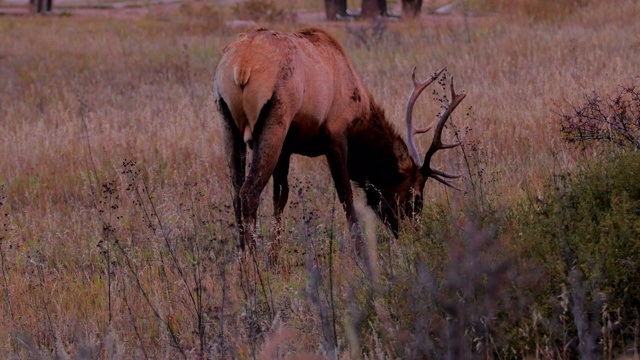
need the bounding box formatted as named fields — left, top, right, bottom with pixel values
left=346, top=101, right=414, bottom=192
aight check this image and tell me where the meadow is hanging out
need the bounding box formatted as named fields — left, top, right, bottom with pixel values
left=1, top=0, right=639, bottom=358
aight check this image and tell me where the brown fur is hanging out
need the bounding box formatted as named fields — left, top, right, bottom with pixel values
left=214, top=28, right=449, bottom=249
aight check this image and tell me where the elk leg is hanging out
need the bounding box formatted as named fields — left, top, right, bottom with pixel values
left=239, top=118, right=289, bottom=249
left=272, top=152, right=291, bottom=223
left=326, top=136, right=363, bottom=253
left=230, top=138, right=246, bottom=228
left=219, top=99, right=247, bottom=248
left=270, top=152, right=291, bottom=261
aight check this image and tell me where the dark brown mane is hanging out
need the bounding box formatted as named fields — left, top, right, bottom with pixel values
left=347, top=101, right=410, bottom=189
left=295, top=27, right=346, bottom=54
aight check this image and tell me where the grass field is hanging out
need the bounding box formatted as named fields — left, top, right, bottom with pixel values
left=1, top=0, right=640, bottom=358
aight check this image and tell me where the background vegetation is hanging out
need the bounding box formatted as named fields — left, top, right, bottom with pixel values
left=1, top=0, right=639, bottom=358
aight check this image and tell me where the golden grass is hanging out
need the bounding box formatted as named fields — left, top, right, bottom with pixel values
left=0, top=0, right=639, bottom=356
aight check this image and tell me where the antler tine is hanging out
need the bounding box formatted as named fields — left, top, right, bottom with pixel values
left=420, top=76, right=466, bottom=189
left=406, top=66, right=446, bottom=165
left=431, top=168, right=462, bottom=179
left=430, top=173, right=461, bottom=191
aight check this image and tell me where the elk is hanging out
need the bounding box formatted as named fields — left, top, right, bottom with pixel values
left=214, top=28, right=465, bottom=250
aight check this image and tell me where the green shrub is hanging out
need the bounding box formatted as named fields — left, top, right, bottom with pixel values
left=517, top=151, right=640, bottom=354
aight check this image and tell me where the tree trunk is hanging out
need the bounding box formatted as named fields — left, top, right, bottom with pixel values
left=402, top=0, right=422, bottom=18
left=361, top=0, right=387, bottom=19
left=324, top=0, right=347, bottom=20
left=30, top=0, right=52, bottom=13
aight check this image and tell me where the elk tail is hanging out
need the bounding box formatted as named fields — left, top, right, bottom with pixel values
left=233, top=65, right=251, bottom=88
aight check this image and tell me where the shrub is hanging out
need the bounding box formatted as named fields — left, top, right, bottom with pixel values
left=558, top=84, right=640, bottom=151
left=517, top=151, right=640, bottom=356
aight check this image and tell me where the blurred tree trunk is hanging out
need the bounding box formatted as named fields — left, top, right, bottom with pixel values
left=30, top=0, right=52, bottom=13
left=362, top=0, right=387, bottom=19
left=324, top=0, right=347, bottom=20
left=402, top=0, right=422, bottom=18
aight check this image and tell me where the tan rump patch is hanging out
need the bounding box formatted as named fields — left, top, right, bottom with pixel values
left=233, top=65, right=251, bottom=87
left=243, top=125, right=253, bottom=144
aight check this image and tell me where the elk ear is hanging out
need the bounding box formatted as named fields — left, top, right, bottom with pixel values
left=393, top=138, right=414, bottom=174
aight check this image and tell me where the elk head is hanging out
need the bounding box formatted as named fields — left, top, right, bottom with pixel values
left=363, top=67, right=466, bottom=235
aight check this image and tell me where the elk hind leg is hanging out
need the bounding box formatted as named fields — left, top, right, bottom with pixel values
left=239, top=109, right=290, bottom=251
left=219, top=98, right=247, bottom=248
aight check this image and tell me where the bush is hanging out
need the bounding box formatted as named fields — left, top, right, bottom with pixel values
left=558, top=84, right=640, bottom=150
left=517, top=151, right=640, bottom=356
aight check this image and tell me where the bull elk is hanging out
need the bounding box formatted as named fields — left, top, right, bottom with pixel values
left=214, top=28, right=465, bottom=250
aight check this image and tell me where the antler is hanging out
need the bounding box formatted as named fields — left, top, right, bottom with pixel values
left=420, top=76, right=466, bottom=189
left=405, top=66, right=446, bottom=166
left=405, top=67, right=466, bottom=189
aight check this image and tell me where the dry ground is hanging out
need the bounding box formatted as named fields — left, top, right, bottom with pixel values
left=0, top=0, right=639, bottom=357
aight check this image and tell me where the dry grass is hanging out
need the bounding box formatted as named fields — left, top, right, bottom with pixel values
left=1, top=0, right=639, bottom=357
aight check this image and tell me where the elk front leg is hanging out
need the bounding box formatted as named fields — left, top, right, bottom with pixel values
left=326, top=135, right=363, bottom=253
left=270, top=152, right=291, bottom=260
left=273, top=152, right=291, bottom=223
left=239, top=118, right=289, bottom=250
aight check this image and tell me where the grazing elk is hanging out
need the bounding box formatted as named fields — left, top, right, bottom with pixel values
left=214, top=28, right=465, bottom=250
